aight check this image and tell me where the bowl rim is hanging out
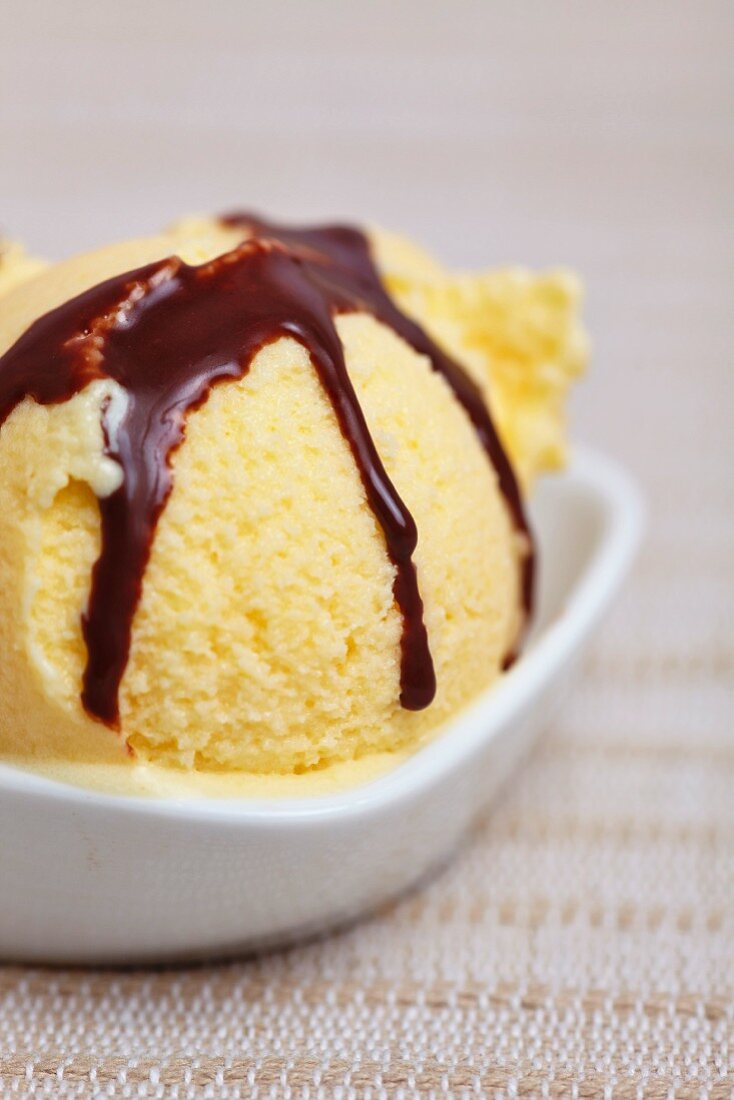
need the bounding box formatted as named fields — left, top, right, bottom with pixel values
left=0, top=445, right=644, bottom=825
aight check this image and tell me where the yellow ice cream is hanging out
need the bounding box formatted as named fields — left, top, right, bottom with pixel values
left=0, top=219, right=586, bottom=796
left=0, top=239, right=47, bottom=297
left=374, top=229, right=588, bottom=489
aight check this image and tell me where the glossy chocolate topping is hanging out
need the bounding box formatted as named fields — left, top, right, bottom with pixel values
left=0, top=216, right=532, bottom=732
left=223, top=216, right=534, bottom=604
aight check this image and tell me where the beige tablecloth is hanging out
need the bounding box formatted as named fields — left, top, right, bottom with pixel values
left=1, top=1, right=732, bottom=1095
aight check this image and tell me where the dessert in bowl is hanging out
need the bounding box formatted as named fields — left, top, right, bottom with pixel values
left=0, top=215, right=642, bottom=962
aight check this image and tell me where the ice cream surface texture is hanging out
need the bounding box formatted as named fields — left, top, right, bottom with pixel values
left=0, top=216, right=586, bottom=793
left=0, top=239, right=47, bottom=298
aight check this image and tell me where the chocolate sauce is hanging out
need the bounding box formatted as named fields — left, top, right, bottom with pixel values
left=223, top=215, right=534, bottom=613
left=0, top=216, right=532, bottom=732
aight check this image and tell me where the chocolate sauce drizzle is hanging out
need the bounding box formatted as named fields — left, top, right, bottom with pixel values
left=222, top=215, right=534, bottom=594
left=0, top=216, right=532, bottom=732
left=223, top=217, right=534, bottom=606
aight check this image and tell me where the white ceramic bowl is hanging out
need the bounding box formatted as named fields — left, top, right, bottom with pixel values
left=0, top=446, right=643, bottom=964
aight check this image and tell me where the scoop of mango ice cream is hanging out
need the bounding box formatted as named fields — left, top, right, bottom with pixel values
left=0, top=220, right=585, bottom=780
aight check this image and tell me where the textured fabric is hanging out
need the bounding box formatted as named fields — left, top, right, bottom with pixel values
left=1, top=1, right=733, bottom=1095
